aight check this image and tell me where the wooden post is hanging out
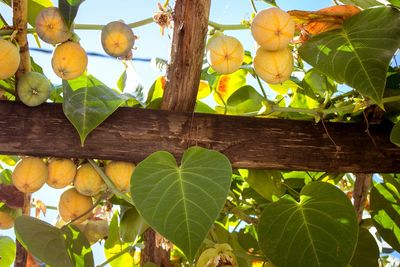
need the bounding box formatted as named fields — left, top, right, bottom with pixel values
left=161, top=0, right=211, bottom=112
left=145, top=0, right=211, bottom=265
left=12, top=0, right=30, bottom=266
left=353, top=174, right=372, bottom=223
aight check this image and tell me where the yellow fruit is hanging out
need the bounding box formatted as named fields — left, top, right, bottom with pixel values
left=59, top=188, right=93, bottom=224
left=251, top=8, right=295, bottom=51
left=17, top=72, right=51, bottom=107
left=0, top=210, right=15, bottom=229
left=47, top=158, right=77, bottom=189
left=0, top=39, right=20, bottom=80
left=105, top=161, right=135, bottom=193
left=12, top=157, right=48, bottom=193
left=51, top=41, right=88, bottom=80
left=206, top=35, right=244, bottom=75
left=253, top=47, right=293, bottom=84
left=35, top=7, right=72, bottom=45
left=101, top=21, right=135, bottom=58
left=74, top=163, right=106, bottom=196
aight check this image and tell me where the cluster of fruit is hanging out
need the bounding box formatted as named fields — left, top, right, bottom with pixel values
left=0, top=6, right=136, bottom=107
left=206, top=7, right=294, bottom=84
left=0, top=157, right=135, bottom=230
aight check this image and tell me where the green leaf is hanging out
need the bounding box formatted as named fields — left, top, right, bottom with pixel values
left=119, top=207, right=149, bottom=243
left=299, top=7, right=400, bottom=105
left=339, top=0, right=383, bottom=9
left=389, top=0, right=400, bottom=7
left=390, top=122, right=400, bottom=147
left=62, top=75, right=126, bottom=145
left=302, top=68, right=336, bottom=99
left=247, top=170, right=285, bottom=202
left=104, top=212, right=135, bottom=267
left=255, top=0, right=277, bottom=7
left=258, top=181, right=358, bottom=267
left=350, top=227, right=379, bottom=267
left=61, top=225, right=94, bottom=267
left=117, top=70, right=127, bottom=92
left=131, top=146, right=232, bottom=262
left=0, top=170, right=13, bottom=185
left=28, top=0, right=53, bottom=26
left=15, top=216, right=73, bottom=267
left=370, top=177, right=400, bottom=252
left=224, top=85, right=264, bottom=115
left=0, top=236, right=16, bottom=267
left=58, top=0, right=85, bottom=28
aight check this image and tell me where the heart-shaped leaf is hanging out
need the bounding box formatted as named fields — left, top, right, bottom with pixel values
left=258, top=181, right=358, bottom=267
left=339, top=0, right=382, bottom=9
left=0, top=236, right=16, bottom=267
left=63, top=75, right=126, bottom=145
left=131, top=146, right=232, bottom=262
left=350, top=227, right=379, bottom=267
left=299, top=7, right=400, bottom=105
left=370, top=176, right=400, bottom=252
left=14, top=215, right=94, bottom=267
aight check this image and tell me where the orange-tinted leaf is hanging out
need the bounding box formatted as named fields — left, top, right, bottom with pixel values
left=34, top=199, right=47, bottom=218
left=289, top=5, right=361, bottom=40
left=26, top=253, right=40, bottom=267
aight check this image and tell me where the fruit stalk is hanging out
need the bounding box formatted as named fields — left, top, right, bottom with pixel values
left=12, top=0, right=31, bottom=93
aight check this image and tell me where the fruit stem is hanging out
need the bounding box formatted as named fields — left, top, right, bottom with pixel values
left=208, top=21, right=249, bottom=31
left=255, top=74, right=268, bottom=100
left=66, top=192, right=107, bottom=226
left=97, top=245, right=135, bottom=267
left=249, top=0, right=258, bottom=13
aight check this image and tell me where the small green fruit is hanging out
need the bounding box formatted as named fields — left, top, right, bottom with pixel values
left=17, top=72, right=51, bottom=107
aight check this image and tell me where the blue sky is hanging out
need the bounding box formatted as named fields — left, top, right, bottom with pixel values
left=0, top=0, right=334, bottom=265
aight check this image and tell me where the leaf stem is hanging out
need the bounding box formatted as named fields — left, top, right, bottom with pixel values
left=207, top=21, right=249, bottom=31
left=88, top=159, right=134, bottom=206
left=65, top=192, right=107, bottom=226
left=96, top=245, right=134, bottom=267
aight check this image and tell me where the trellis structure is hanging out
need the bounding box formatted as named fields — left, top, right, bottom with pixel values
left=2, top=0, right=400, bottom=266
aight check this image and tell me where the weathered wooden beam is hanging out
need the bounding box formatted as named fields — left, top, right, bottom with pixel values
left=0, top=101, right=399, bottom=173
left=161, top=0, right=211, bottom=112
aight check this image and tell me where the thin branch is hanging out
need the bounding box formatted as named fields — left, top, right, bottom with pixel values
left=250, top=0, right=258, bottom=13
left=65, top=192, right=107, bottom=226
left=224, top=200, right=258, bottom=224
left=208, top=21, right=249, bottom=31
left=255, top=74, right=268, bottom=100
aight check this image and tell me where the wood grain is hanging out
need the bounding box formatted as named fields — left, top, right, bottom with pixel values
left=1, top=101, right=399, bottom=173
left=161, top=0, right=211, bottom=112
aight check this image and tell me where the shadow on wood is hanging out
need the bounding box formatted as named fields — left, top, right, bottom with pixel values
left=0, top=101, right=399, bottom=173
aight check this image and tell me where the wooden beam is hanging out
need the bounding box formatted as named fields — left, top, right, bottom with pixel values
left=161, top=0, right=211, bottom=112
left=0, top=101, right=399, bottom=173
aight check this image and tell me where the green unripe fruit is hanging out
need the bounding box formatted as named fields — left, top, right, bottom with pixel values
left=17, top=72, right=51, bottom=107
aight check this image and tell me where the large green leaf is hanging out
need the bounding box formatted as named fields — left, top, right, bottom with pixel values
left=131, top=146, right=232, bottom=262
left=390, top=121, right=400, bottom=147
left=15, top=216, right=93, bottom=267
left=339, top=0, right=383, bottom=9
left=104, top=212, right=136, bottom=267
left=63, top=75, right=126, bottom=145
left=0, top=236, right=15, bottom=267
left=370, top=176, right=400, bottom=252
left=247, top=170, right=285, bottom=202
left=299, top=7, right=400, bottom=105
left=58, top=0, right=85, bottom=28
left=258, top=181, right=358, bottom=267
left=350, top=227, right=379, bottom=267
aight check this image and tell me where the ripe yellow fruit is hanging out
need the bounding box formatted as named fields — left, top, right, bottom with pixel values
left=206, top=35, right=244, bottom=75
left=0, top=210, right=15, bottom=229
left=0, top=39, right=20, bottom=80
left=105, top=161, right=135, bottom=193
left=251, top=8, right=295, bottom=51
left=47, top=158, right=77, bottom=189
left=12, top=157, right=48, bottom=193
left=101, top=21, right=135, bottom=58
left=35, top=7, right=72, bottom=45
left=58, top=188, right=93, bottom=225
left=51, top=41, right=88, bottom=80
left=74, top=163, right=106, bottom=196
left=17, top=72, right=51, bottom=107
left=253, top=47, right=293, bottom=84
